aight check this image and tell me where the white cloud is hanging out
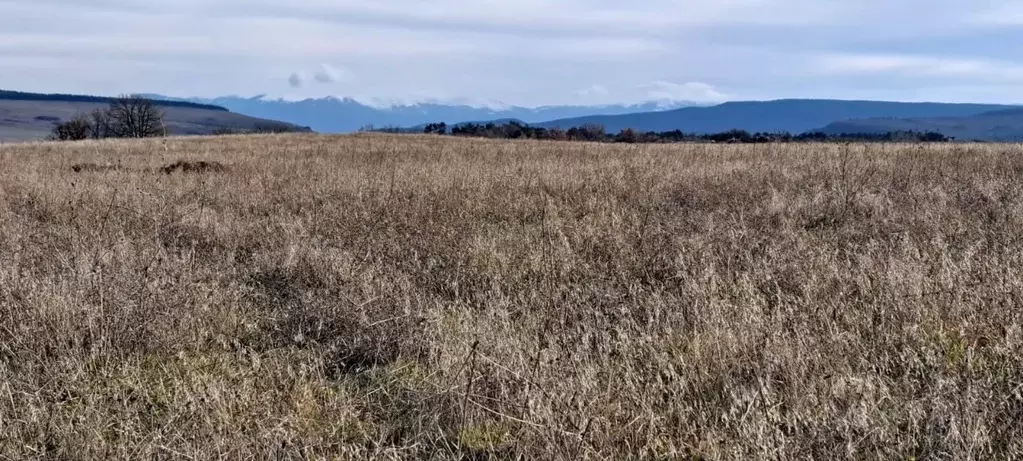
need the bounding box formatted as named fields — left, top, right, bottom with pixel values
left=817, top=54, right=1023, bottom=82
left=574, top=84, right=610, bottom=99
left=642, top=81, right=729, bottom=103
left=313, top=64, right=349, bottom=84
left=0, top=0, right=1021, bottom=105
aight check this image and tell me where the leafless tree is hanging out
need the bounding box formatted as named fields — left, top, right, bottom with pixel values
left=89, top=108, right=113, bottom=139
left=50, top=114, right=92, bottom=141
left=580, top=123, right=606, bottom=141
left=106, top=94, right=166, bottom=138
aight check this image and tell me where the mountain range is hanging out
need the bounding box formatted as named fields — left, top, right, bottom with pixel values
left=156, top=94, right=1023, bottom=141
left=8, top=88, right=1023, bottom=142
left=147, top=95, right=705, bottom=133
left=536, top=99, right=1019, bottom=135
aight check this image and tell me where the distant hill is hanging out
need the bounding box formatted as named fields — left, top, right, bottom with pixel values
left=0, top=90, right=311, bottom=142
left=0, top=90, right=228, bottom=111
left=535, top=99, right=1019, bottom=134
left=817, top=108, right=1023, bottom=141
left=150, top=95, right=705, bottom=133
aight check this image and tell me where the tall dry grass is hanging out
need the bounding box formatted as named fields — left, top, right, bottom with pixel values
left=1, top=134, right=1022, bottom=459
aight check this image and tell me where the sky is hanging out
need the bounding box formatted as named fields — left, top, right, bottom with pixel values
left=2, top=0, right=1023, bottom=107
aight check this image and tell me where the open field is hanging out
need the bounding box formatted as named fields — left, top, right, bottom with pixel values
left=1, top=134, right=1022, bottom=459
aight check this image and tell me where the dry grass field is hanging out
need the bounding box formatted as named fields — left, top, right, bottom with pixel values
left=1, top=134, right=1022, bottom=459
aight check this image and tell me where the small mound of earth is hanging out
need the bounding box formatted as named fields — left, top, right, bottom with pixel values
left=160, top=161, right=228, bottom=174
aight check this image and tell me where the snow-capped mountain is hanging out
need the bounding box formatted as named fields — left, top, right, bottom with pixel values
left=145, top=94, right=708, bottom=133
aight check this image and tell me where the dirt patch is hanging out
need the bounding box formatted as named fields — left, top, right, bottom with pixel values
left=160, top=160, right=228, bottom=175
left=70, top=163, right=122, bottom=173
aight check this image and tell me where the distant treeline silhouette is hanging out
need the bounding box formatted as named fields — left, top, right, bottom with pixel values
left=0, top=89, right=228, bottom=112
left=368, top=120, right=955, bottom=143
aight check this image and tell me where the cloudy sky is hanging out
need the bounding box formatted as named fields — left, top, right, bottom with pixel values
left=2, top=0, right=1023, bottom=106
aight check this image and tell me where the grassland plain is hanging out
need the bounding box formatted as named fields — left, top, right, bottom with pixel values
left=1, top=134, right=1022, bottom=460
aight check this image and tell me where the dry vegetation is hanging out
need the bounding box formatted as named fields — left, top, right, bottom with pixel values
left=1, top=134, right=1022, bottom=460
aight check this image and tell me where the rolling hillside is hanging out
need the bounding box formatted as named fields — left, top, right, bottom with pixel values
left=535, top=99, right=1018, bottom=134
left=0, top=91, right=311, bottom=142
left=817, top=108, right=1023, bottom=141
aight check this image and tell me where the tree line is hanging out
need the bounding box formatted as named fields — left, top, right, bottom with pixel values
left=377, top=120, right=955, bottom=143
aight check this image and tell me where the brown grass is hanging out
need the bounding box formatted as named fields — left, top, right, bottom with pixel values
left=1, top=134, right=1022, bottom=460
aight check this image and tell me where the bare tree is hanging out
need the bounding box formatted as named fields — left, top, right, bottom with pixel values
left=89, top=108, right=112, bottom=139
left=106, top=94, right=166, bottom=138
left=580, top=123, right=606, bottom=141
left=50, top=114, right=92, bottom=141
